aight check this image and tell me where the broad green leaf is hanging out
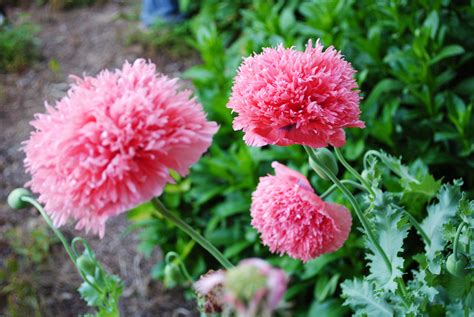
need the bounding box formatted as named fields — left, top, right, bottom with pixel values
left=341, top=279, right=393, bottom=317
left=420, top=181, right=463, bottom=274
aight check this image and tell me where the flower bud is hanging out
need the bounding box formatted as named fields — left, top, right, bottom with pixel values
left=309, top=148, right=338, bottom=180
left=76, top=254, right=96, bottom=277
left=225, top=264, right=267, bottom=302
left=446, top=253, right=469, bottom=277
left=164, top=262, right=185, bottom=289
left=7, top=188, right=32, bottom=209
left=195, top=270, right=225, bottom=314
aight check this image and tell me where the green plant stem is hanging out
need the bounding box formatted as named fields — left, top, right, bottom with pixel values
left=21, top=196, right=77, bottom=262
left=363, top=150, right=419, bottom=184
left=151, top=198, right=233, bottom=269
left=396, top=277, right=411, bottom=306
left=166, top=252, right=194, bottom=283
left=395, top=207, right=431, bottom=246
left=20, top=195, right=103, bottom=294
left=320, top=180, right=368, bottom=199
left=453, top=222, right=466, bottom=261
left=304, top=146, right=392, bottom=274
left=334, top=147, right=375, bottom=197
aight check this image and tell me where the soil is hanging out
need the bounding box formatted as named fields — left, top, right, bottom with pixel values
left=0, top=1, right=199, bottom=316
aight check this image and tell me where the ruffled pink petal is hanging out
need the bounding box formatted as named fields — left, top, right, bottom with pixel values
left=228, top=39, right=364, bottom=148
left=23, top=59, right=217, bottom=237
left=251, top=162, right=352, bottom=262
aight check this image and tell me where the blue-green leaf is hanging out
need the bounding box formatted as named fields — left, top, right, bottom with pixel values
left=341, top=279, right=393, bottom=317
left=421, top=181, right=463, bottom=274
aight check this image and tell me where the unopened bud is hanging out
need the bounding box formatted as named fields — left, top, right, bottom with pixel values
left=446, top=253, right=469, bottom=277
left=8, top=188, right=32, bottom=209
left=309, top=148, right=338, bottom=180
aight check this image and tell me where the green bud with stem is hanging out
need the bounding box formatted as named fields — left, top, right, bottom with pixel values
left=308, top=148, right=338, bottom=180
left=7, top=188, right=33, bottom=209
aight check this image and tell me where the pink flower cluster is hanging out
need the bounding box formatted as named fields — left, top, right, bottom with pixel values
left=194, top=258, right=287, bottom=316
left=251, top=162, right=352, bottom=262
left=24, top=59, right=217, bottom=237
left=228, top=40, right=364, bottom=148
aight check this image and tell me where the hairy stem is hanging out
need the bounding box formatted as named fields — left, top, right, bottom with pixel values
left=20, top=195, right=102, bottom=293
left=320, top=180, right=368, bottom=199
left=395, top=206, right=431, bottom=246
left=304, top=146, right=392, bottom=274
left=454, top=222, right=466, bottom=260
left=152, top=198, right=233, bottom=269
left=334, top=147, right=375, bottom=197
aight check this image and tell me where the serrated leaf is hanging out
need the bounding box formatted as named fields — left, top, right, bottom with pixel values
left=78, top=281, right=101, bottom=307
left=376, top=151, right=419, bottom=184
left=366, top=203, right=409, bottom=292
left=341, top=279, right=393, bottom=317
left=407, top=269, right=439, bottom=308
left=420, top=181, right=463, bottom=274
left=402, top=173, right=442, bottom=214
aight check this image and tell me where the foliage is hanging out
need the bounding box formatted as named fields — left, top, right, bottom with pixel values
left=34, top=0, right=106, bottom=10
left=0, top=19, right=40, bottom=73
left=341, top=154, right=473, bottom=316
left=181, top=0, right=474, bottom=188
left=76, top=247, right=123, bottom=317
left=0, top=221, right=58, bottom=316
left=126, top=0, right=473, bottom=314
left=125, top=19, right=195, bottom=60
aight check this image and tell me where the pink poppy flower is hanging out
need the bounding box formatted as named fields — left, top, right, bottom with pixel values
left=23, top=59, right=218, bottom=237
left=228, top=40, right=364, bottom=147
left=194, top=258, right=287, bottom=316
left=251, top=162, right=352, bottom=262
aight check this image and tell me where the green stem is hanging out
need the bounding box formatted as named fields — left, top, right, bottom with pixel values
left=320, top=180, right=368, bottom=199
left=166, top=252, right=194, bottom=283
left=396, top=277, right=411, bottom=307
left=151, top=198, right=233, bottom=269
left=395, top=206, right=431, bottom=246
left=363, top=150, right=419, bottom=184
left=304, top=146, right=392, bottom=275
left=21, top=196, right=77, bottom=262
left=20, top=196, right=103, bottom=294
left=334, top=147, right=375, bottom=197
left=454, top=222, right=466, bottom=261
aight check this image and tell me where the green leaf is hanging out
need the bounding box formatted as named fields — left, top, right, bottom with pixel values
left=407, top=269, right=439, bottom=309
left=363, top=79, right=403, bottom=121
left=423, top=11, right=439, bottom=39
left=308, top=299, right=348, bottom=317
left=341, top=279, right=393, bottom=317
left=430, top=45, right=465, bottom=65
left=401, top=173, right=441, bottom=214
left=279, top=7, right=296, bottom=32
left=420, top=181, right=463, bottom=274
left=375, top=151, right=419, bottom=184
left=78, top=282, right=101, bottom=307
left=366, top=202, right=409, bottom=292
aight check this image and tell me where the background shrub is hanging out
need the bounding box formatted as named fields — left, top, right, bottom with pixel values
left=128, top=0, right=474, bottom=315
left=0, top=20, right=40, bottom=73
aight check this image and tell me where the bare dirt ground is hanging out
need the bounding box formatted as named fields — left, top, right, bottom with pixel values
left=0, top=1, right=199, bottom=316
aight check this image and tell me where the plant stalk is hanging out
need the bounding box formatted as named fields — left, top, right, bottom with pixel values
left=20, top=195, right=102, bottom=293
left=151, top=198, right=233, bottom=269
left=320, top=180, right=368, bottom=199
left=304, top=146, right=392, bottom=274
left=334, top=147, right=375, bottom=197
